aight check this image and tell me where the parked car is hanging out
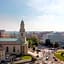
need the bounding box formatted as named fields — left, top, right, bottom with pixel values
left=53, top=57, right=55, bottom=59
left=1, top=60, right=8, bottom=64
left=54, top=58, right=57, bottom=61
left=49, top=48, right=55, bottom=50
left=14, top=57, right=21, bottom=61
left=5, top=59, right=11, bottom=62
left=46, top=56, right=49, bottom=60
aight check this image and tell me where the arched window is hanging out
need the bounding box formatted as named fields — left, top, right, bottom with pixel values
left=13, top=46, right=15, bottom=52
left=21, top=33, right=23, bottom=36
left=6, top=47, right=9, bottom=52
left=0, top=32, right=1, bottom=37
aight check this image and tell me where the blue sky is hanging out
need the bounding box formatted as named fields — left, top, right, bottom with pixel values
left=0, top=0, right=64, bottom=31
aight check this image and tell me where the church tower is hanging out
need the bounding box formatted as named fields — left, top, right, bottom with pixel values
left=20, top=20, right=26, bottom=43
left=20, top=20, right=28, bottom=55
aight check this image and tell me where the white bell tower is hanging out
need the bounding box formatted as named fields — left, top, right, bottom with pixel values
left=19, top=19, right=28, bottom=55
left=20, top=20, right=26, bottom=43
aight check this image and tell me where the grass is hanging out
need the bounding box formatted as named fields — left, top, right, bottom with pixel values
left=21, top=55, right=32, bottom=60
left=56, top=50, right=64, bottom=53
left=54, top=50, right=64, bottom=61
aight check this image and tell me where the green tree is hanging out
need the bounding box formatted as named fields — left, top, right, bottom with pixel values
left=26, top=36, right=39, bottom=48
left=26, top=38, right=32, bottom=48
left=28, top=40, right=32, bottom=48
left=45, top=39, right=51, bottom=46
left=54, top=42, right=59, bottom=48
left=31, top=36, right=39, bottom=46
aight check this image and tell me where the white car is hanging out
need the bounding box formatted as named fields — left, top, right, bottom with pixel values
left=46, top=56, right=49, bottom=60
left=14, top=57, right=21, bottom=61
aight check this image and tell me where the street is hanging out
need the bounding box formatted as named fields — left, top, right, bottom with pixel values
left=36, top=48, right=64, bottom=64
left=24, top=47, right=64, bottom=64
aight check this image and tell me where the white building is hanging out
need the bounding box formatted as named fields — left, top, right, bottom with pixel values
left=0, top=20, right=28, bottom=61
left=43, top=32, right=64, bottom=47
left=0, top=46, right=5, bottom=61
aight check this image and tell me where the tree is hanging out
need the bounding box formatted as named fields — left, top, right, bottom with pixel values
left=45, top=39, right=51, bottom=46
left=26, top=38, right=32, bottom=48
left=54, top=42, right=59, bottom=48
left=31, top=36, right=39, bottom=46
left=61, top=53, right=64, bottom=57
left=50, top=43, right=53, bottom=47
left=26, top=36, right=39, bottom=48
left=62, top=46, right=64, bottom=49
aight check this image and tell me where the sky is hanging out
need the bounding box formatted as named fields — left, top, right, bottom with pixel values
left=0, top=0, right=64, bottom=31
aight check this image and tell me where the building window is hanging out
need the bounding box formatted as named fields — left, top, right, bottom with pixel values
left=17, top=50, right=19, bottom=52
left=0, top=32, right=1, bottom=37
left=6, top=47, right=9, bottom=52
left=21, top=33, right=23, bottom=36
left=23, top=46, right=25, bottom=53
left=13, top=46, right=15, bottom=52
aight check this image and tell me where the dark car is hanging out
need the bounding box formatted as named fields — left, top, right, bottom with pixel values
left=46, top=56, right=49, bottom=60
left=5, top=58, right=11, bottom=62
left=53, top=57, right=55, bottom=59
left=54, top=58, right=57, bottom=61
left=36, top=55, right=39, bottom=58
left=1, top=60, right=8, bottom=64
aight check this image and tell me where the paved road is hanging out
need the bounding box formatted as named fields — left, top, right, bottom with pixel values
left=39, top=48, right=64, bottom=64
left=25, top=48, right=64, bottom=64
left=29, top=48, right=64, bottom=64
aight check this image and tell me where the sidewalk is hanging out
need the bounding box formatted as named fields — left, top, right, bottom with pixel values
left=28, top=51, right=38, bottom=57
left=14, top=59, right=31, bottom=64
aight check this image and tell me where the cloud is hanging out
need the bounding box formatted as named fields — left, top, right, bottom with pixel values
left=0, top=0, right=64, bottom=31
left=27, top=0, right=64, bottom=15
left=23, top=0, right=64, bottom=31
left=24, top=15, right=64, bottom=31
left=0, top=15, right=21, bottom=31
left=0, top=15, right=64, bottom=31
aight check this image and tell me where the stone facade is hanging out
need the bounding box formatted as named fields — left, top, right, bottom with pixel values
left=0, top=20, right=28, bottom=61
left=0, top=47, right=5, bottom=61
left=20, top=20, right=28, bottom=55
left=2, top=44, right=21, bottom=54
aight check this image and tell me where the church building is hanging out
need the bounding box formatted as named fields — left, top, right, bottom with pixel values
left=0, top=20, right=28, bottom=60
